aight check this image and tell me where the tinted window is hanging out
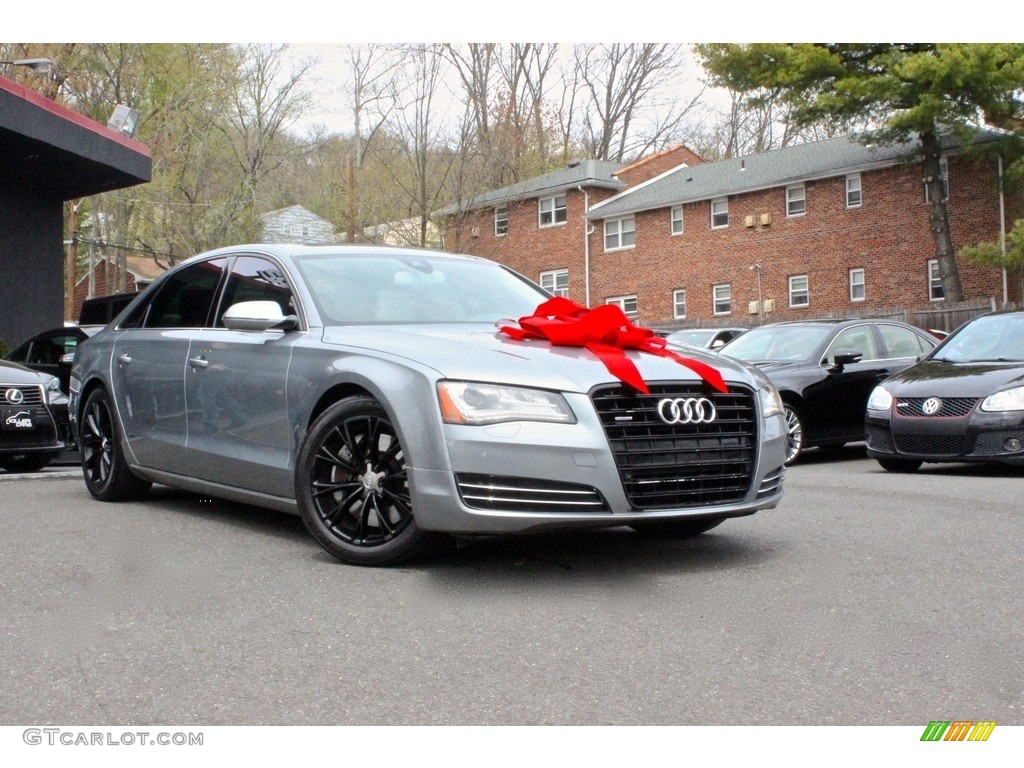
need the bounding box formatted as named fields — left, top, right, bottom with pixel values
left=826, top=326, right=879, bottom=363
left=125, top=258, right=227, bottom=329
left=878, top=324, right=930, bottom=359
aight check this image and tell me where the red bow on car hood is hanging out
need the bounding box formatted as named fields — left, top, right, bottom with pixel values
left=499, top=297, right=728, bottom=394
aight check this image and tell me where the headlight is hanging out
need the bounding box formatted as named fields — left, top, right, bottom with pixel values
left=866, top=385, right=893, bottom=412
left=437, top=381, right=576, bottom=425
left=981, top=385, right=1024, bottom=412
left=44, top=375, right=63, bottom=403
left=758, top=381, right=784, bottom=419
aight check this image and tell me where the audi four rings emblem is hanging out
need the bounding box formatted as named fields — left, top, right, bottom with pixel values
left=657, top=397, right=717, bottom=425
left=4, top=388, right=24, bottom=405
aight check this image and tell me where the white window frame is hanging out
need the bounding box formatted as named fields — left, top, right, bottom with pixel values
left=849, top=268, right=866, bottom=302
left=540, top=269, right=569, bottom=298
left=786, top=184, right=806, bottom=217
left=711, top=198, right=729, bottom=229
left=928, top=259, right=945, bottom=301
left=606, top=295, right=638, bottom=319
left=789, top=275, right=809, bottom=308
left=603, top=216, right=636, bottom=251
left=846, top=174, right=862, bottom=208
left=670, top=205, right=684, bottom=236
left=713, top=284, right=731, bottom=315
left=538, top=195, right=567, bottom=227
left=494, top=206, right=508, bottom=236
left=673, top=288, right=687, bottom=320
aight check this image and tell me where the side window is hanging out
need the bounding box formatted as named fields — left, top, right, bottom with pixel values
left=215, top=256, right=296, bottom=327
left=826, top=326, right=879, bottom=364
left=28, top=333, right=79, bottom=365
left=132, top=258, right=228, bottom=329
left=878, top=324, right=929, bottom=359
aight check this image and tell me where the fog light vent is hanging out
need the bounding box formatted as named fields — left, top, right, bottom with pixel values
left=1004, top=437, right=1022, bottom=452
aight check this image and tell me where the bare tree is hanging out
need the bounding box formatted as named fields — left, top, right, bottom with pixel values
left=573, top=43, right=697, bottom=162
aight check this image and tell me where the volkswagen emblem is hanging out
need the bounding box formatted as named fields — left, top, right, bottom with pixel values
left=657, top=397, right=717, bottom=425
left=4, top=388, right=24, bottom=405
left=922, top=397, right=942, bottom=416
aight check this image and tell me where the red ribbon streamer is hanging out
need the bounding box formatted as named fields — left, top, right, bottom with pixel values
left=499, top=297, right=728, bottom=395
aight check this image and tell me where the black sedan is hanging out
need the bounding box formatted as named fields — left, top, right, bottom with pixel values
left=865, top=309, right=1024, bottom=471
left=5, top=325, right=102, bottom=394
left=720, top=318, right=939, bottom=463
left=665, top=327, right=748, bottom=351
left=0, top=359, right=71, bottom=472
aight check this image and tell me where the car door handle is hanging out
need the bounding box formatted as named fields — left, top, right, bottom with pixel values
left=117, top=353, right=132, bottom=366
left=188, top=356, right=209, bottom=369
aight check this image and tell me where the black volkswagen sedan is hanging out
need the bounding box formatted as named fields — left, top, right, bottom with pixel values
left=720, top=318, right=939, bottom=463
left=865, top=309, right=1024, bottom=471
left=0, top=359, right=71, bottom=472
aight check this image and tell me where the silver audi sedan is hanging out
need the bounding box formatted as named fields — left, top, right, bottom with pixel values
left=70, top=244, right=787, bottom=565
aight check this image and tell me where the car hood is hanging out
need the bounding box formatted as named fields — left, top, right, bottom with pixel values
left=321, top=323, right=761, bottom=393
left=882, top=358, right=1024, bottom=395
left=0, top=358, right=50, bottom=384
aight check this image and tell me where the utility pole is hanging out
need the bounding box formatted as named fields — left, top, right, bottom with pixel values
left=66, top=200, right=79, bottom=321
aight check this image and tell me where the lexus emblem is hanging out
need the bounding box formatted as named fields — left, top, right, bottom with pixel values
left=657, top=397, right=717, bottom=425
left=4, top=388, right=24, bottom=405
left=922, top=397, right=942, bottom=415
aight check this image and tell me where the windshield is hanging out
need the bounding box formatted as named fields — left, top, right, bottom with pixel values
left=932, top=314, right=1024, bottom=363
left=294, top=253, right=549, bottom=324
left=721, top=325, right=833, bottom=362
left=668, top=330, right=715, bottom=346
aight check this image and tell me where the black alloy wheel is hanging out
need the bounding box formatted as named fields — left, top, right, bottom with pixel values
left=79, top=388, right=151, bottom=501
left=297, top=397, right=431, bottom=566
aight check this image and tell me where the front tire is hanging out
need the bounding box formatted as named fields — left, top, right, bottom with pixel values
left=877, top=457, right=922, bottom=473
left=79, top=388, right=151, bottom=501
left=629, top=516, right=726, bottom=538
left=0, top=451, right=59, bottom=473
left=783, top=404, right=805, bottom=465
left=296, top=397, right=433, bottom=566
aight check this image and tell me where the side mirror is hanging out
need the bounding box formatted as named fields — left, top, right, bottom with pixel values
left=827, top=348, right=863, bottom=372
left=222, top=301, right=298, bottom=331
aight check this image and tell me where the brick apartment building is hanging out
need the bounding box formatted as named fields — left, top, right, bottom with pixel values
left=440, top=130, right=1023, bottom=329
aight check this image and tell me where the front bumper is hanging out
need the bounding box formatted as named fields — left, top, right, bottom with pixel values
left=866, top=404, right=1024, bottom=465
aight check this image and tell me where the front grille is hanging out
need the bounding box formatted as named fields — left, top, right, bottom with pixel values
left=894, top=433, right=965, bottom=456
left=1, top=385, right=44, bottom=406
left=865, top=424, right=894, bottom=452
left=895, top=397, right=978, bottom=418
left=591, top=382, right=757, bottom=509
left=456, top=474, right=609, bottom=513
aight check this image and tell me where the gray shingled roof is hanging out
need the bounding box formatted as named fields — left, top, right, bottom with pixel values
left=436, top=159, right=626, bottom=216
left=587, top=129, right=1005, bottom=220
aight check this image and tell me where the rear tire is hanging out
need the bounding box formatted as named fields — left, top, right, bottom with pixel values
left=79, top=388, right=151, bottom=501
left=629, top=517, right=726, bottom=538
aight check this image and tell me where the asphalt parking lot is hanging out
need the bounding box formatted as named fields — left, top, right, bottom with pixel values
left=1, top=446, right=1022, bottom=728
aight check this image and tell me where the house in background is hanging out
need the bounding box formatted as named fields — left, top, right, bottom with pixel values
left=72, top=255, right=165, bottom=320
left=362, top=216, right=443, bottom=249
left=260, top=205, right=337, bottom=245
left=439, top=131, right=1022, bottom=328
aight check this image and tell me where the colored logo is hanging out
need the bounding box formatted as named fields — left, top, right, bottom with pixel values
left=920, top=721, right=996, bottom=741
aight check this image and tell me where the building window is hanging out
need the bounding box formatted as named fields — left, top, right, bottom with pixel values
left=789, top=275, right=809, bottom=307
left=540, top=269, right=569, bottom=297
left=607, top=295, right=638, bottom=319
left=713, top=284, right=731, bottom=315
left=849, top=268, right=866, bottom=302
left=670, top=205, right=684, bottom=235
left=846, top=174, right=862, bottom=208
left=539, top=195, right=567, bottom=227
left=786, top=184, right=806, bottom=217
left=711, top=198, right=729, bottom=229
left=928, top=259, right=945, bottom=301
left=673, top=289, right=686, bottom=319
left=603, top=216, right=636, bottom=251
left=495, top=206, right=508, bottom=236
left=924, top=157, right=949, bottom=203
